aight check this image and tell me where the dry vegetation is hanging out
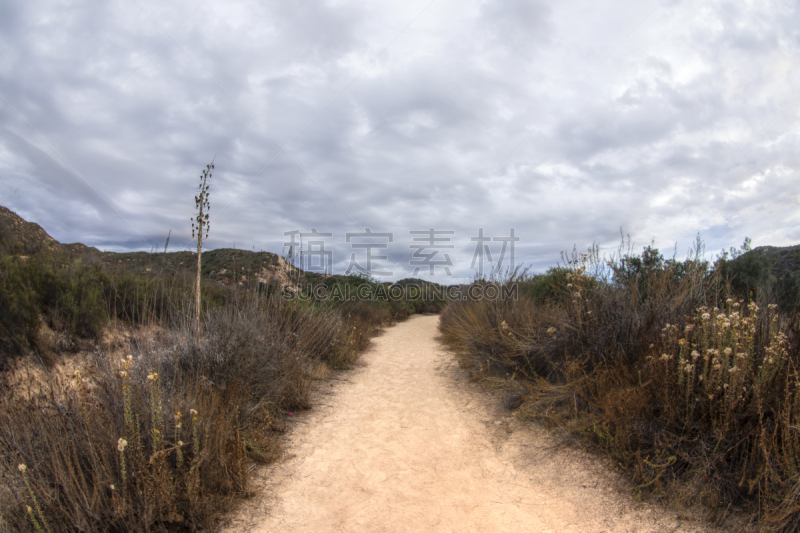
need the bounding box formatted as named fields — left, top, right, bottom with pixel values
left=439, top=240, right=800, bottom=531
left=0, top=249, right=426, bottom=531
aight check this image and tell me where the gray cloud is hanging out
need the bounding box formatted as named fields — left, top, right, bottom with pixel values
left=1, top=0, right=799, bottom=281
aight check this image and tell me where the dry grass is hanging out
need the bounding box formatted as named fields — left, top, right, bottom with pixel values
left=440, top=247, right=800, bottom=531
left=0, top=286, right=396, bottom=532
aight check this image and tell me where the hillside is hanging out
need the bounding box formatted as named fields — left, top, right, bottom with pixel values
left=720, top=244, right=800, bottom=308
left=0, top=205, right=303, bottom=286
left=0, top=206, right=83, bottom=256
left=741, top=244, right=800, bottom=276
left=0, top=206, right=451, bottom=292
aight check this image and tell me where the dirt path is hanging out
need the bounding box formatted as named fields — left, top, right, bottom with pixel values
left=226, top=315, right=710, bottom=533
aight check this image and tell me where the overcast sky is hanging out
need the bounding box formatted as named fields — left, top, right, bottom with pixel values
left=1, top=0, right=799, bottom=282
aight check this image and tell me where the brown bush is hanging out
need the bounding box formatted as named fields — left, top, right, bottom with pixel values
left=440, top=248, right=800, bottom=530
left=0, top=286, right=395, bottom=532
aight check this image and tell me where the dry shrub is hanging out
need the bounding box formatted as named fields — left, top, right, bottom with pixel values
left=641, top=301, right=800, bottom=527
left=0, top=288, right=385, bottom=532
left=0, top=350, right=249, bottom=531
left=440, top=248, right=800, bottom=530
left=321, top=299, right=392, bottom=369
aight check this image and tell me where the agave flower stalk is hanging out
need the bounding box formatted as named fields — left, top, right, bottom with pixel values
left=192, top=159, right=214, bottom=343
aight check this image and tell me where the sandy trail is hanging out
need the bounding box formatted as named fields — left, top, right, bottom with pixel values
left=226, top=315, right=709, bottom=533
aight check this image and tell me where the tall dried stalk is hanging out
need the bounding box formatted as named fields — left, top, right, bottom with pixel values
left=191, top=159, right=214, bottom=343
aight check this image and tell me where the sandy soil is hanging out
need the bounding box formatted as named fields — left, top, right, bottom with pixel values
left=225, top=315, right=712, bottom=533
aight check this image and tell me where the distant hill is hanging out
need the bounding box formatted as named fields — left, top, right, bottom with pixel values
left=722, top=244, right=800, bottom=282
left=740, top=245, right=800, bottom=276
left=0, top=205, right=298, bottom=285
left=0, top=206, right=85, bottom=256
left=721, top=244, right=800, bottom=309
left=0, top=206, right=444, bottom=290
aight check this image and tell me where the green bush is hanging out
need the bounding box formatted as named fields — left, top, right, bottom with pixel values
left=0, top=256, right=109, bottom=362
left=0, top=257, right=40, bottom=358
left=717, top=252, right=800, bottom=312
left=0, top=252, right=242, bottom=368
left=518, top=267, right=572, bottom=304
